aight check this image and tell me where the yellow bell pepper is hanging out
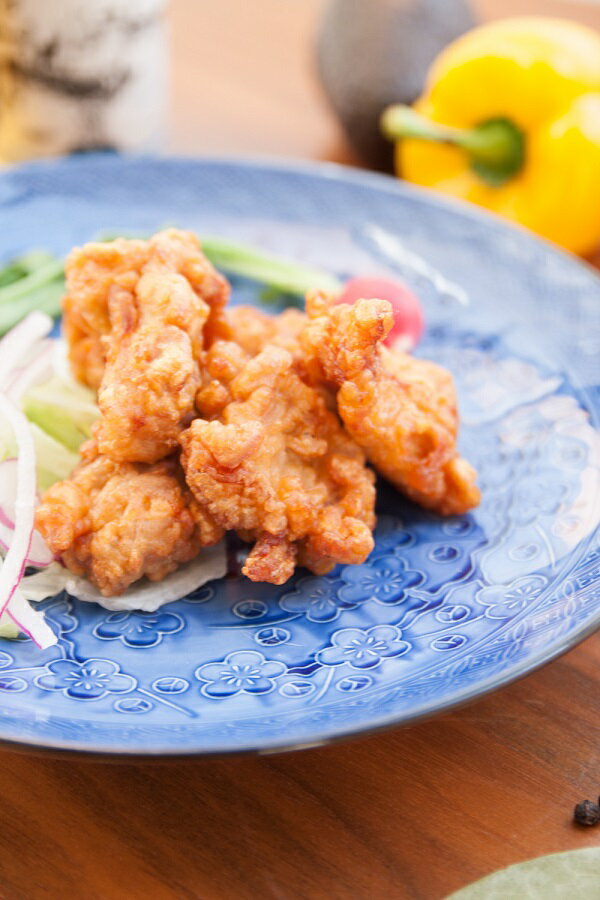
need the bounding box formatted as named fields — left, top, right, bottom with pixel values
left=381, top=17, right=600, bottom=256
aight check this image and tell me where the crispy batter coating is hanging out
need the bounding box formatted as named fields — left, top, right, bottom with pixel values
left=227, top=304, right=306, bottom=356
left=47, top=227, right=481, bottom=597
left=36, top=440, right=222, bottom=596
left=64, top=229, right=230, bottom=390
left=94, top=266, right=208, bottom=463
left=224, top=304, right=341, bottom=414
left=194, top=306, right=311, bottom=419
left=180, top=341, right=376, bottom=584
left=300, top=291, right=480, bottom=515
left=64, top=230, right=232, bottom=463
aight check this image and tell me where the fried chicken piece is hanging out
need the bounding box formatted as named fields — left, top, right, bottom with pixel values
left=63, top=229, right=232, bottom=463
left=63, top=238, right=148, bottom=391
left=195, top=338, right=248, bottom=418
left=36, top=440, right=222, bottom=596
left=64, top=228, right=231, bottom=391
left=227, top=305, right=306, bottom=356
left=93, top=268, right=209, bottom=463
left=300, top=291, right=480, bottom=516
left=195, top=306, right=310, bottom=419
left=180, top=341, right=376, bottom=584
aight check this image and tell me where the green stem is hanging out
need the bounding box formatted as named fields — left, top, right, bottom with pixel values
left=381, top=104, right=525, bottom=187
left=0, top=258, right=65, bottom=334
left=0, top=250, right=56, bottom=289
left=97, top=231, right=342, bottom=296
left=0, top=258, right=64, bottom=304
left=199, top=236, right=342, bottom=296
left=0, top=280, right=64, bottom=335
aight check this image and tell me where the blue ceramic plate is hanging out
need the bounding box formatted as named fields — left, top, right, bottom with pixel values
left=0, top=154, right=599, bottom=756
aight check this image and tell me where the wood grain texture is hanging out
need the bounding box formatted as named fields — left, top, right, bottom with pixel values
left=1, top=1, right=599, bottom=898
left=0, top=635, right=599, bottom=900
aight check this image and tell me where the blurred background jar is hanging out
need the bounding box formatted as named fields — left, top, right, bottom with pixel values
left=0, top=0, right=167, bottom=163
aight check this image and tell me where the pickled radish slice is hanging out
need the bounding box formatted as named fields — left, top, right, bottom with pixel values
left=338, top=276, right=424, bottom=351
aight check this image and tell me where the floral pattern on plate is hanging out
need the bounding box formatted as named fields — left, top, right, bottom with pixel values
left=0, top=154, right=597, bottom=754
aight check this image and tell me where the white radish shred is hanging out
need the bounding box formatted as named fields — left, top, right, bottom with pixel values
left=0, top=313, right=58, bottom=648
left=7, top=589, right=56, bottom=649
left=0, top=394, right=56, bottom=647
left=68, top=543, right=227, bottom=612
left=0, top=397, right=39, bottom=605
left=21, top=544, right=227, bottom=613
left=6, top=340, right=54, bottom=403
left=0, top=458, right=54, bottom=566
left=17, top=563, right=70, bottom=602
left=0, top=312, right=53, bottom=386
left=0, top=523, right=55, bottom=568
left=0, top=457, right=19, bottom=500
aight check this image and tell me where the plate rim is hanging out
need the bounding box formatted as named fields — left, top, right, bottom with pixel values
left=0, top=607, right=597, bottom=758
left=0, top=151, right=598, bottom=757
left=4, top=150, right=600, bottom=285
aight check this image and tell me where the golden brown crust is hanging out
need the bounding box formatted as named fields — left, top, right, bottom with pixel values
left=93, top=271, right=208, bottom=463
left=63, top=229, right=231, bottom=390
left=36, top=441, right=222, bottom=596
left=227, top=305, right=306, bottom=356
left=300, top=291, right=480, bottom=515
left=180, top=341, right=375, bottom=585
left=49, top=228, right=479, bottom=595
left=63, top=230, right=231, bottom=464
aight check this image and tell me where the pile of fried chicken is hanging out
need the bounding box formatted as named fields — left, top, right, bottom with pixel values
left=35, top=229, right=480, bottom=596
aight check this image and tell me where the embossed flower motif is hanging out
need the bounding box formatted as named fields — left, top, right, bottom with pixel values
left=338, top=556, right=424, bottom=606
left=280, top=576, right=350, bottom=623
left=35, top=658, right=136, bottom=701
left=93, top=611, right=183, bottom=648
left=39, top=595, right=78, bottom=637
left=316, top=625, right=410, bottom=669
left=477, top=575, right=548, bottom=619
left=195, top=650, right=287, bottom=698
left=512, top=479, right=568, bottom=525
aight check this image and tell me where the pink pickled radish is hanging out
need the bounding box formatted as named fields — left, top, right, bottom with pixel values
left=338, top=276, right=425, bottom=351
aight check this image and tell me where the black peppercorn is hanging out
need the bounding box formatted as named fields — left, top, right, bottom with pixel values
left=574, top=800, right=600, bottom=826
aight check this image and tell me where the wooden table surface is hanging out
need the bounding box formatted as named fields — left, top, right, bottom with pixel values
left=2, top=2, right=600, bottom=899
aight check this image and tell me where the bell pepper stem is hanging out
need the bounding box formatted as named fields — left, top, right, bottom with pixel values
left=381, top=104, right=525, bottom=187
left=382, top=105, right=463, bottom=145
